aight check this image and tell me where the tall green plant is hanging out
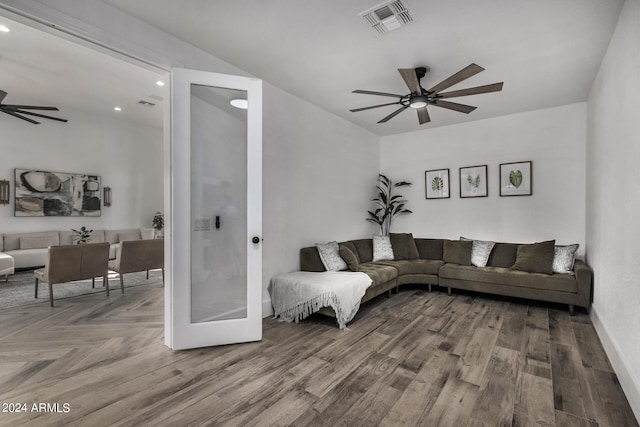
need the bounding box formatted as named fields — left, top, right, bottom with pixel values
left=366, top=174, right=412, bottom=236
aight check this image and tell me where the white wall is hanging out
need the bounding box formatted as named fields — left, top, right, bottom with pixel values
left=586, top=0, right=640, bottom=418
left=0, top=107, right=163, bottom=233
left=0, top=0, right=380, bottom=312
left=381, top=103, right=587, bottom=252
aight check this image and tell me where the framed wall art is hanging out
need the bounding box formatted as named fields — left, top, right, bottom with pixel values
left=500, top=161, right=532, bottom=196
left=460, top=165, right=488, bottom=198
left=425, top=168, right=450, bottom=199
left=14, top=168, right=101, bottom=217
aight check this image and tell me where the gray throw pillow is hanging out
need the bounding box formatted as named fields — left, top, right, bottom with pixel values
left=460, top=237, right=496, bottom=268
left=390, top=233, right=420, bottom=260
left=372, top=234, right=394, bottom=262
left=553, top=244, right=579, bottom=274
left=316, top=241, right=347, bottom=271
left=511, top=240, right=555, bottom=274
left=339, top=245, right=360, bottom=271
left=443, top=240, right=473, bottom=266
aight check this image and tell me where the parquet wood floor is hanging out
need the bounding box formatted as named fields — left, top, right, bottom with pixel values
left=0, top=283, right=637, bottom=426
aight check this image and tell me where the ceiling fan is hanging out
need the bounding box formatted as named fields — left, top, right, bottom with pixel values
left=350, top=63, right=503, bottom=125
left=0, top=90, right=68, bottom=124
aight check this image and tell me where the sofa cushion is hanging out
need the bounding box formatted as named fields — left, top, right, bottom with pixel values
left=414, top=238, right=444, bottom=260
left=118, top=230, right=141, bottom=243
left=439, top=263, right=577, bottom=293
left=19, top=235, right=54, bottom=250
left=5, top=248, right=48, bottom=269
left=486, top=243, right=519, bottom=268
left=356, top=262, right=398, bottom=286
left=316, top=241, right=347, bottom=271
left=300, top=246, right=326, bottom=272
left=376, top=259, right=444, bottom=276
left=553, top=244, right=579, bottom=274
left=350, top=239, right=374, bottom=263
left=372, top=235, right=394, bottom=262
left=443, top=240, right=473, bottom=266
left=339, top=244, right=360, bottom=271
left=390, top=233, right=420, bottom=260
left=3, top=231, right=59, bottom=251
left=140, top=228, right=155, bottom=240
left=511, top=240, right=555, bottom=274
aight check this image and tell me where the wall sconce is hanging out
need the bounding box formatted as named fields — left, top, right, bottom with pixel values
left=103, top=186, right=112, bottom=207
left=0, top=180, right=9, bottom=205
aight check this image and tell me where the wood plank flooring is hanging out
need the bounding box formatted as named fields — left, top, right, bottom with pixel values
left=0, top=282, right=637, bottom=427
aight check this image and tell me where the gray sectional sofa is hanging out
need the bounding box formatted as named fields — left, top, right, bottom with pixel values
left=300, top=234, right=592, bottom=315
left=1, top=228, right=155, bottom=270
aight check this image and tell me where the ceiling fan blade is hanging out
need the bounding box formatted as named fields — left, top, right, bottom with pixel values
left=352, top=90, right=404, bottom=98
left=398, top=68, right=422, bottom=94
left=431, top=100, right=477, bottom=114
left=1, top=110, right=40, bottom=124
left=1, top=104, right=60, bottom=111
left=0, top=90, right=7, bottom=104
left=437, top=82, right=504, bottom=99
left=417, top=106, right=430, bottom=124
left=428, top=63, right=485, bottom=94
left=378, top=105, right=409, bottom=123
left=350, top=101, right=401, bottom=113
left=15, top=109, right=68, bottom=123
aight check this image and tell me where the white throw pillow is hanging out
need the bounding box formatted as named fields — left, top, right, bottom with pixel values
left=316, top=241, right=347, bottom=271
left=460, top=236, right=495, bottom=267
left=553, top=244, right=579, bottom=274
left=372, top=234, right=394, bottom=262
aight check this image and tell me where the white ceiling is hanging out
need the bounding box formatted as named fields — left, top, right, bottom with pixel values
left=0, top=16, right=166, bottom=128
left=102, top=0, right=624, bottom=136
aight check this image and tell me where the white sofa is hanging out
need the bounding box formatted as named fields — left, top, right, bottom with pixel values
left=0, top=228, right=155, bottom=270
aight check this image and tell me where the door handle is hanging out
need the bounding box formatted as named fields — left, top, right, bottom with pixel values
left=252, top=236, right=261, bottom=244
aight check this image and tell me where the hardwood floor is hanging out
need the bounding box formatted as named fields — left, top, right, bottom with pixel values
left=0, top=282, right=637, bottom=426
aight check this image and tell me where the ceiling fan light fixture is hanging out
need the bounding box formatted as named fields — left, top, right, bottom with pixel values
left=230, top=98, right=248, bottom=109
left=409, top=95, right=428, bottom=109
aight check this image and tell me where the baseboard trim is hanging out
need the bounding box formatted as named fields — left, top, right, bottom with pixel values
left=590, top=305, right=640, bottom=421
left=262, top=298, right=273, bottom=318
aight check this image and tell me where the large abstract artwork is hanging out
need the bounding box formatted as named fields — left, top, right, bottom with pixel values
left=14, top=168, right=101, bottom=217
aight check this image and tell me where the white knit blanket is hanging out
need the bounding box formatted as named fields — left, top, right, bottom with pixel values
left=269, top=271, right=372, bottom=329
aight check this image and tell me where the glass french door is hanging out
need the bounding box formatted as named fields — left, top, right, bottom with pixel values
left=166, top=68, right=262, bottom=350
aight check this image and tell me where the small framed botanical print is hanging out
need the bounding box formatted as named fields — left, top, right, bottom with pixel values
left=425, top=169, right=450, bottom=199
left=500, top=161, right=532, bottom=196
left=460, top=165, right=488, bottom=198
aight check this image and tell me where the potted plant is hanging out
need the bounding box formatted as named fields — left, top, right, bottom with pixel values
left=71, top=226, right=92, bottom=244
left=366, top=174, right=412, bottom=236
left=152, top=212, right=164, bottom=237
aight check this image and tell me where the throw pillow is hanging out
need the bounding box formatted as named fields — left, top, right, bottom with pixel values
left=118, top=230, right=141, bottom=242
left=553, top=244, right=579, bottom=274
left=339, top=245, right=360, bottom=271
left=316, top=241, right=347, bottom=271
left=443, top=240, right=473, bottom=265
left=372, top=234, right=394, bottom=262
left=390, top=233, right=420, bottom=260
left=19, top=236, right=54, bottom=250
left=460, top=237, right=496, bottom=268
left=511, top=240, right=556, bottom=274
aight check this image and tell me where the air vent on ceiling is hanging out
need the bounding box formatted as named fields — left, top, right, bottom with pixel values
left=359, top=0, right=414, bottom=35
left=137, top=100, right=156, bottom=107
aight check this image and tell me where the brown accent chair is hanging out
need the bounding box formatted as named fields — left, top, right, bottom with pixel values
left=34, top=242, right=111, bottom=307
left=108, top=239, right=164, bottom=289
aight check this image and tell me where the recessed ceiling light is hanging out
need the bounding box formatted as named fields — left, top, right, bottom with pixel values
left=230, top=99, right=248, bottom=109
left=156, top=81, right=165, bottom=87
left=114, top=107, right=122, bottom=112
left=0, top=25, right=10, bottom=33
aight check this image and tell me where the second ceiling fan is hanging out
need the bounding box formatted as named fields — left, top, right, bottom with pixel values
left=350, top=63, right=503, bottom=124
